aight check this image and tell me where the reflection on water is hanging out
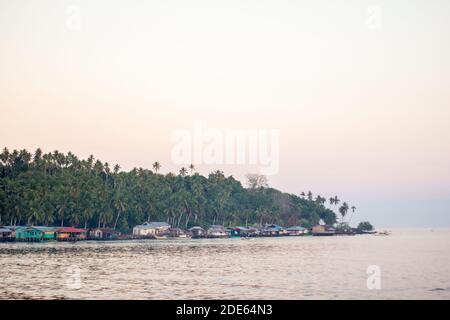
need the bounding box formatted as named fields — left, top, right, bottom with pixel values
left=1, top=229, right=450, bottom=299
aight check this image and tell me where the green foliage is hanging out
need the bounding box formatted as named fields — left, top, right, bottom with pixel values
left=357, top=221, right=374, bottom=231
left=0, top=148, right=337, bottom=232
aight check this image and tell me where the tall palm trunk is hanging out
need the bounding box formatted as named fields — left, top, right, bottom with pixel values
left=113, top=210, right=121, bottom=230
left=185, top=214, right=191, bottom=228
left=176, top=214, right=182, bottom=228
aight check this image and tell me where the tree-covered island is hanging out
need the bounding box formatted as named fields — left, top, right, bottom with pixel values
left=0, top=148, right=363, bottom=233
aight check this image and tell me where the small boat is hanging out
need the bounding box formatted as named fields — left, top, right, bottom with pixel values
left=361, top=230, right=377, bottom=234
left=376, top=230, right=391, bottom=236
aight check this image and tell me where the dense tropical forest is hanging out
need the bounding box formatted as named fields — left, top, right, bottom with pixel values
left=0, top=148, right=357, bottom=233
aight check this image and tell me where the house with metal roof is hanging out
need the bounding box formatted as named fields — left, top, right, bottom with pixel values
left=56, top=227, right=87, bottom=241
left=2, top=226, right=24, bottom=238
left=0, top=228, right=13, bottom=242
left=88, top=227, right=121, bottom=240
left=14, top=226, right=50, bottom=242
left=188, top=226, right=206, bottom=238
left=33, top=227, right=56, bottom=240
left=286, top=226, right=308, bottom=236
left=312, top=224, right=336, bottom=236
left=132, top=222, right=171, bottom=237
left=260, top=224, right=287, bottom=237
left=227, top=226, right=251, bottom=237
left=207, top=225, right=228, bottom=238
left=168, top=228, right=188, bottom=238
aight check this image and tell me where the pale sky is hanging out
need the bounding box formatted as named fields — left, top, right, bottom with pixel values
left=1, top=0, right=450, bottom=227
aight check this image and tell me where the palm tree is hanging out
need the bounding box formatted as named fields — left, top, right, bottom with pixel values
left=189, top=163, right=195, bottom=175
left=27, top=209, right=43, bottom=226
left=104, top=162, right=111, bottom=174
left=349, top=206, right=356, bottom=224
left=82, top=209, right=93, bottom=229
left=0, top=147, right=9, bottom=165
left=152, top=162, right=161, bottom=173
left=86, top=155, right=95, bottom=170
left=300, top=192, right=306, bottom=198
left=307, top=191, right=313, bottom=201
left=33, top=148, right=43, bottom=165
left=93, top=160, right=104, bottom=175
left=179, top=167, right=187, bottom=177
left=58, top=203, right=67, bottom=227
left=113, top=197, right=125, bottom=230
left=329, top=197, right=335, bottom=205
left=339, top=202, right=349, bottom=224
left=315, top=195, right=326, bottom=205
left=333, top=196, right=340, bottom=206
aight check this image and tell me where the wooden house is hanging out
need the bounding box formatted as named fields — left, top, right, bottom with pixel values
left=132, top=222, right=171, bottom=237
left=227, top=226, right=250, bottom=237
left=246, top=226, right=260, bottom=237
left=14, top=227, right=37, bottom=241
left=0, top=228, right=13, bottom=242
left=88, top=227, right=121, bottom=240
left=15, top=227, right=45, bottom=242
left=286, top=226, right=308, bottom=236
left=2, top=226, right=24, bottom=238
left=207, top=225, right=228, bottom=238
left=260, top=224, right=287, bottom=237
left=56, top=227, right=87, bottom=241
left=168, top=228, right=188, bottom=238
left=33, top=227, right=56, bottom=240
left=188, top=226, right=206, bottom=238
left=312, top=225, right=336, bottom=236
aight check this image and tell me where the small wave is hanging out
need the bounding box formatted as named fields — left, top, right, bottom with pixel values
left=430, top=288, right=447, bottom=292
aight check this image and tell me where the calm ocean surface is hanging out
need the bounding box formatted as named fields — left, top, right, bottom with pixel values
left=1, top=228, right=450, bottom=300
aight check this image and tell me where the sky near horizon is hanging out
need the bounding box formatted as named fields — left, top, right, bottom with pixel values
left=1, top=0, right=450, bottom=228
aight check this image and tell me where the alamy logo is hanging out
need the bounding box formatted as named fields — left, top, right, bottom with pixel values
left=66, top=5, right=81, bottom=31
left=366, top=265, right=381, bottom=290
left=366, top=5, right=382, bottom=31
left=171, top=121, right=280, bottom=175
left=65, top=265, right=82, bottom=290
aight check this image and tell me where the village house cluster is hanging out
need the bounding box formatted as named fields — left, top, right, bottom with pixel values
left=0, top=222, right=347, bottom=243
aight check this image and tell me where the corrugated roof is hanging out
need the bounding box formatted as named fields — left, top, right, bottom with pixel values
left=287, top=226, right=307, bottom=231
left=209, top=225, right=226, bottom=230
left=227, top=226, right=250, bottom=231
left=57, top=227, right=86, bottom=233
left=33, top=226, right=56, bottom=232
left=134, top=222, right=170, bottom=229
left=263, top=224, right=285, bottom=230
left=189, top=226, right=204, bottom=231
left=90, top=227, right=120, bottom=234
left=2, top=226, right=26, bottom=230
